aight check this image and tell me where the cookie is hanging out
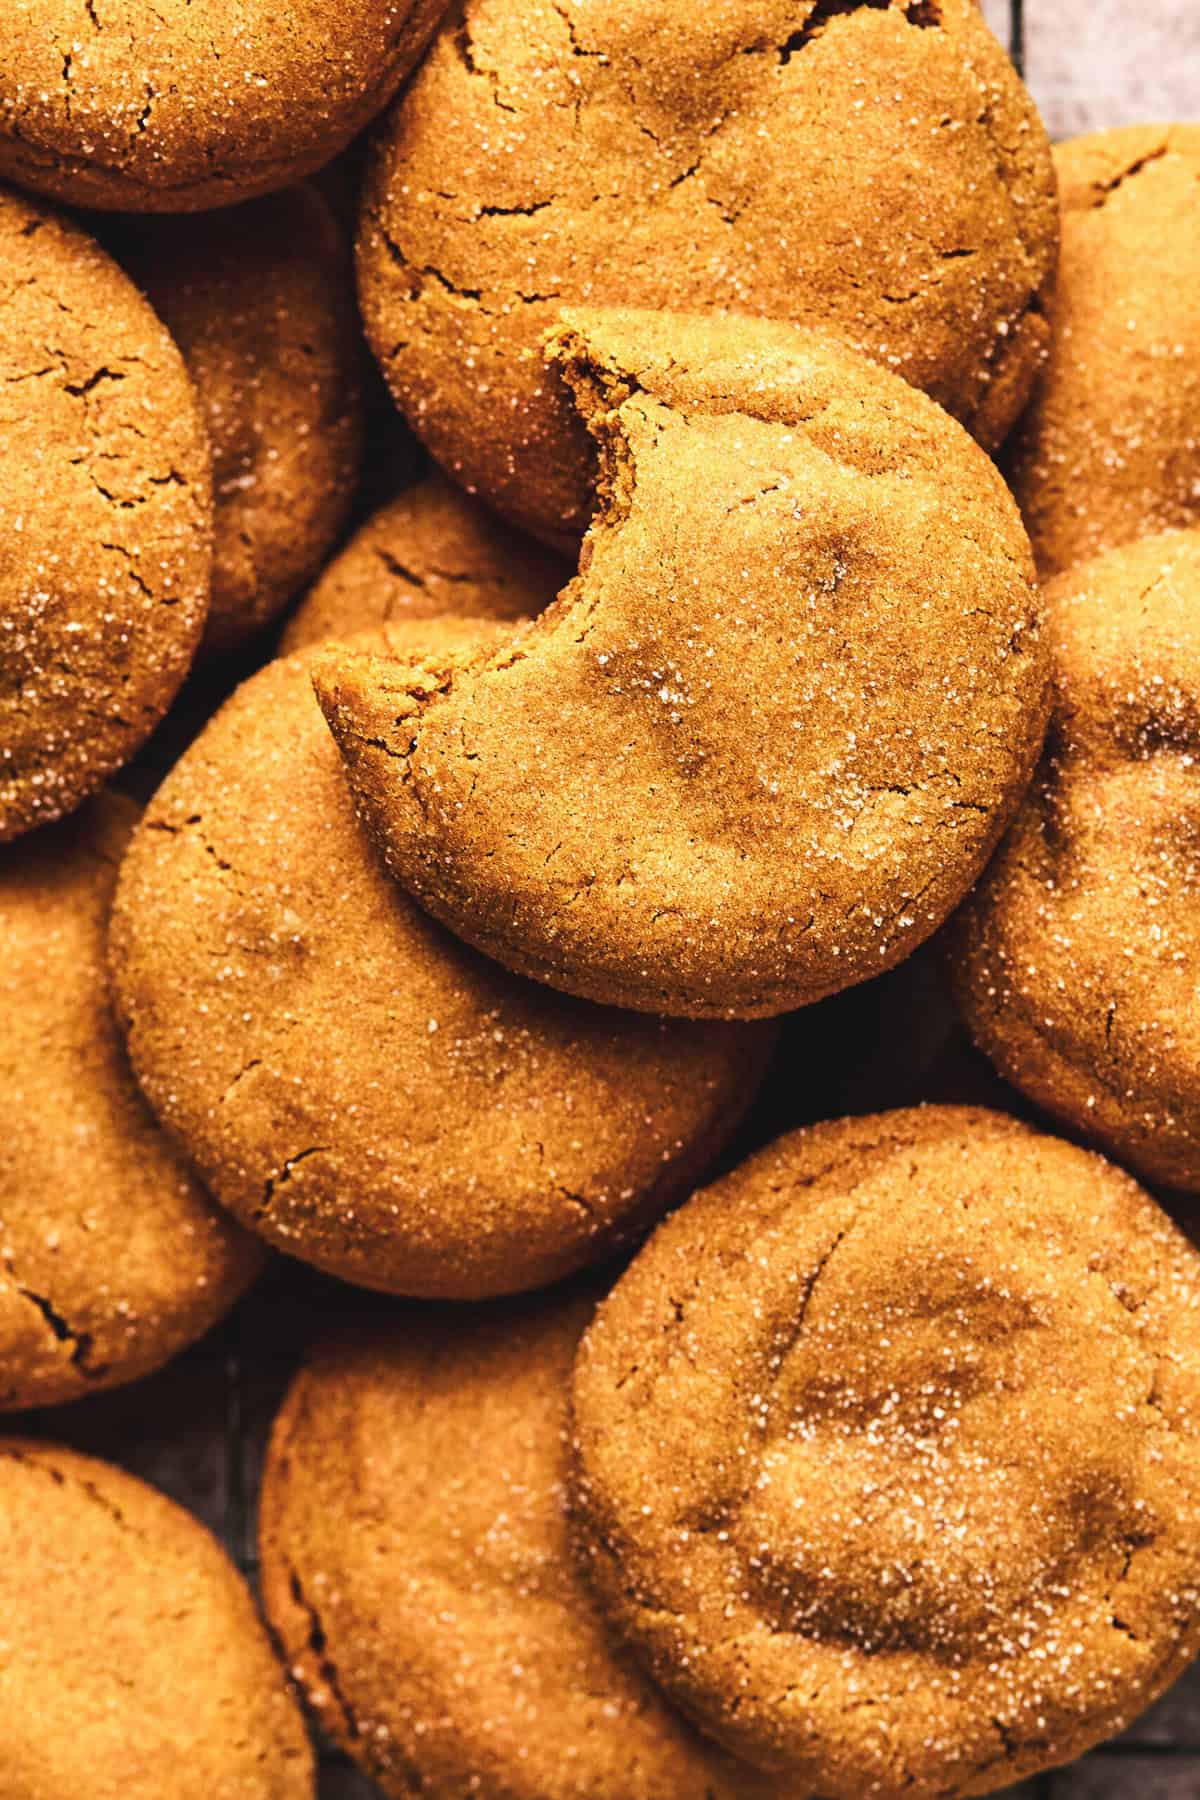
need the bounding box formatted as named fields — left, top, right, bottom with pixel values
left=116, top=186, right=364, bottom=656
left=0, top=1438, right=313, bottom=1797
left=0, top=184, right=211, bottom=843
left=570, top=1105, right=1200, bottom=1796
left=0, top=791, right=260, bottom=1410
left=1009, top=126, right=1200, bottom=578
left=949, top=529, right=1200, bottom=1193
left=0, top=0, right=448, bottom=212
left=280, top=470, right=566, bottom=656
left=358, top=0, right=1057, bottom=539
left=314, top=309, right=1048, bottom=1021
left=109, top=619, right=774, bottom=1298
left=260, top=1293, right=790, bottom=1800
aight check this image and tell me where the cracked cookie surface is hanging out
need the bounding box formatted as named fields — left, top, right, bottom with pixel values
left=315, top=308, right=1049, bottom=1021
left=0, top=183, right=211, bottom=842
left=358, top=0, right=1057, bottom=539
left=0, top=1439, right=313, bottom=1797
left=0, top=0, right=448, bottom=212
left=109, top=618, right=774, bottom=1298
left=1008, top=126, right=1200, bottom=579
left=570, top=1105, right=1200, bottom=1797
left=280, top=468, right=566, bottom=655
left=114, top=185, right=363, bottom=656
left=260, top=1293, right=792, bottom=1800
left=949, top=529, right=1200, bottom=1194
left=0, top=790, right=261, bottom=1411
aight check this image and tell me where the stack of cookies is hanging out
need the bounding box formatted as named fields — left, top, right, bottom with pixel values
left=1, top=4, right=1199, bottom=1796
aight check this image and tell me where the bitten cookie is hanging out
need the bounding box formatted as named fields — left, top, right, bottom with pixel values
left=571, top=1106, right=1200, bottom=1797
left=358, top=0, right=1057, bottom=539
left=117, top=186, right=363, bottom=656
left=0, top=792, right=260, bottom=1411
left=0, top=0, right=448, bottom=212
left=0, top=1439, right=313, bottom=1797
left=949, top=529, right=1200, bottom=1193
left=0, top=184, right=211, bottom=843
left=315, top=310, right=1049, bottom=1021
left=109, top=620, right=773, bottom=1298
left=280, top=470, right=566, bottom=655
left=1009, top=126, right=1200, bottom=578
left=260, top=1294, right=789, bottom=1800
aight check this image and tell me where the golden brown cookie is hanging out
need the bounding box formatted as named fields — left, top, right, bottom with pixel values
left=0, top=1438, right=313, bottom=1797
left=109, top=619, right=774, bottom=1298
left=1009, top=126, right=1200, bottom=579
left=949, top=529, right=1200, bottom=1193
left=0, top=791, right=260, bottom=1411
left=0, top=184, right=211, bottom=843
left=571, top=1105, right=1200, bottom=1797
left=279, top=470, right=566, bottom=656
left=315, top=309, right=1048, bottom=1021
left=260, top=1293, right=792, bottom=1800
left=116, top=186, right=363, bottom=656
left=359, top=0, right=1057, bottom=539
left=0, top=0, right=448, bottom=212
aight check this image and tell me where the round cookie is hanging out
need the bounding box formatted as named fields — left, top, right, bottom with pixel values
left=0, top=791, right=261, bottom=1411
left=314, top=309, right=1049, bottom=1021
left=0, top=0, right=448, bottom=213
left=949, top=529, right=1200, bottom=1193
left=260, top=1293, right=790, bottom=1800
left=109, top=618, right=774, bottom=1298
left=280, top=470, right=567, bottom=656
left=358, top=0, right=1057, bottom=540
left=0, top=184, right=211, bottom=843
left=117, top=186, right=364, bottom=656
left=1009, top=126, right=1200, bottom=579
left=570, top=1106, right=1200, bottom=1796
left=0, top=1438, right=313, bottom=1797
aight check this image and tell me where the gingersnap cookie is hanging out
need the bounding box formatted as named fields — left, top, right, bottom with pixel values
left=358, top=0, right=1057, bottom=540
left=570, top=1105, right=1200, bottom=1796
left=280, top=470, right=566, bottom=656
left=0, top=790, right=261, bottom=1411
left=0, top=0, right=447, bottom=213
left=116, top=186, right=363, bottom=656
left=0, top=1438, right=313, bottom=1797
left=1009, top=126, right=1200, bottom=579
left=0, top=184, right=211, bottom=843
left=110, top=618, right=773, bottom=1298
left=315, top=309, right=1048, bottom=1022
left=949, top=529, right=1200, bottom=1193
left=261, top=1293, right=790, bottom=1800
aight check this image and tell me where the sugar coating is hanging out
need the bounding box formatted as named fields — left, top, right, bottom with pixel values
left=260, top=1296, right=795, bottom=1800
left=0, top=0, right=448, bottom=212
left=949, top=528, right=1200, bottom=1194
left=0, top=183, right=211, bottom=842
left=570, top=1106, right=1200, bottom=1796
left=108, top=617, right=773, bottom=1298
left=314, top=307, right=1049, bottom=1021
left=358, top=0, right=1057, bottom=540
left=115, top=184, right=364, bottom=656
left=280, top=469, right=567, bottom=656
left=0, top=1438, right=313, bottom=1797
left=0, top=791, right=260, bottom=1411
left=1009, top=124, right=1200, bottom=579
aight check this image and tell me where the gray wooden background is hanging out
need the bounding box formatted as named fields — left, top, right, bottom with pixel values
left=16, top=6, right=1200, bottom=1798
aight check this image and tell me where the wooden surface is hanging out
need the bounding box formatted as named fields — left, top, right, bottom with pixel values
left=12, top=5, right=1200, bottom=1798
left=984, top=0, right=1200, bottom=142
left=1023, top=0, right=1200, bottom=141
